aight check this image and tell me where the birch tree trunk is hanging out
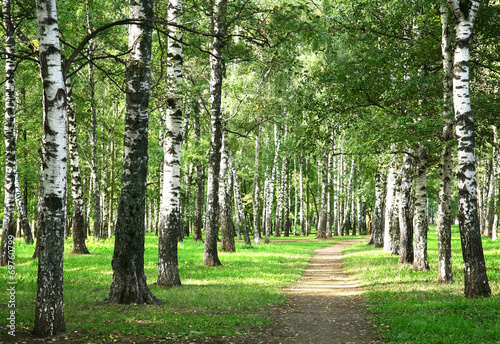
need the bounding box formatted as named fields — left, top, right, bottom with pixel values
left=86, top=0, right=101, bottom=240
left=283, top=156, right=290, bottom=237
left=0, top=0, right=18, bottom=266
left=252, top=130, right=261, bottom=244
left=492, top=126, right=499, bottom=241
left=317, top=148, right=329, bottom=238
left=66, top=79, right=90, bottom=254
left=33, top=0, right=68, bottom=335
left=383, top=153, right=397, bottom=252
left=193, top=100, right=204, bottom=242
left=299, top=157, right=305, bottom=236
left=326, top=152, right=332, bottom=237
left=413, top=145, right=430, bottom=271
left=157, top=0, right=183, bottom=287
left=293, top=158, right=298, bottom=236
left=448, top=0, right=491, bottom=298
left=264, top=125, right=281, bottom=243
left=230, top=155, right=251, bottom=245
left=203, top=0, right=226, bottom=266
left=341, top=158, right=355, bottom=236
left=370, top=169, right=385, bottom=247
left=390, top=167, right=401, bottom=255
left=105, top=0, right=159, bottom=304
left=398, top=150, right=414, bottom=265
left=437, top=0, right=454, bottom=284
left=219, top=132, right=235, bottom=252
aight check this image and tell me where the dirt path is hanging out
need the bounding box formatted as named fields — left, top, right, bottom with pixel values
left=201, top=239, right=380, bottom=344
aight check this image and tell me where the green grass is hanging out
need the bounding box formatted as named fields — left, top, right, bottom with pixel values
left=0, top=231, right=341, bottom=342
left=342, top=225, right=500, bottom=344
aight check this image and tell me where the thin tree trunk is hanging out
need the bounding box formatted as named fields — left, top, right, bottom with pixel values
left=370, top=169, right=385, bottom=247
left=492, top=125, right=499, bottom=241
left=341, top=158, right=355, bottom=236
left=193, top=100, right=204, bottom=242
left=448, top=0, right=491, bottom=298
left=66, top=79, right=90, bottom=254
left=317, top=148, right=328, bottom=238
left=219, top=132, right=235, bottom=252
left=413, top=145, right=430, bottom=271
left=230, top=155, right=251, bottom=245
left=252, top=129, right=261, bottom=244
left=203, top=0, right=227, bottom=266
left=299, top=157, right=305, bottom=236
left=264, top=125, right=281, bottom=243
left=87, top=0, right=101, bottom=240
left=398, top=150, right=414, bottom=265
left=383, top=152, right=397, bottom=252
left=33, top=0, right=67, bottom=335
left=390, top=166, right=401, bottom=255
left=437, top=0, right=454, bottom=284
left=157, top=0, right=183, bottom=287
left=105, top=0, right=159, bottom=304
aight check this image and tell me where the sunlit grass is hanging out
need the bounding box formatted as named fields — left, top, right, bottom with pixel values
left=342, top=225, right=500, bottom=344
left=0, top=231, right=340, bottom=342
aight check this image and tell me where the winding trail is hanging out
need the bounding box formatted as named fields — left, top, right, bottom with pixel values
left=201, top=239, right=380, bottom=344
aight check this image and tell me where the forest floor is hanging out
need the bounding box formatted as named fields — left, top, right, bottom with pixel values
left=4, top=239, right=380, bottom=344
left=182, top=238, right=381, bottom=344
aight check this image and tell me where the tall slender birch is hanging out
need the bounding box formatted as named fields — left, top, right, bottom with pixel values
left=491, top=126, right=499, bottom=241
left=448, top=0, right=491, bottom=298
left=264, top=125, right=281, bottom=243
left=219, top=132, right=235, bottom=252
left=0, top=0, right=18, bottom=266
left=383, top=153, right=397, bottom=252
left=33, top=0, right=67, bottom=335
left=252, top=129, right=261, bottom=244
left=317, top=148, right=329, bottom=238
left=370, top=169, right=385, bottom=247
left=204, top=0, right=227, bottom=266
left=398, top=150, right=414, bottom=265
left=157, top=0, right=183, bottom=286
left=66, top=79, right=89, bottom=254
left=230, top=155, right=251, bottom=245
left=86, top=0, right=101, bottom=240
left=293, top=158, right=298, bottom=236
left=299, top=157, right=305, bottom=236
left=413, top=145, right=430, bottom=271
left=105, top=0, right=159, bottom=304
left=193, top=100, right=204, bottom=242
left=437, top=0, right=454, bottom=283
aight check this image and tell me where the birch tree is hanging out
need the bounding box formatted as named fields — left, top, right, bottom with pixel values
left=219, top=132, right=235, bottom=252
left=448, top=0, right=491, bottom=298
left=230, top=155, right=251, bottom=245
left=436, top=0, right=454, bottom=283
left=204, top=0, right=227, bottom=266
left=105, top=0, right=159, bottom=304
left=413, top=145, right=430, bottom=271
left=383, top=153, right=397, bottom=253
left=157, top=0, right=183, bottom=287
left=252, top=129, right=261, bottom=244
left=33, top=0, right=68, bottom=335
left=0, top=0, right=17, bottom=266
left=398, top=150, right=414, bottom=265
left=66, top=79, right=90, bottom=254
left=193, top=100, right=204, bottom=242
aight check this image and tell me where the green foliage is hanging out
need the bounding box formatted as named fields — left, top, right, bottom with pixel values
left=343, top=226, right=500, bottom=344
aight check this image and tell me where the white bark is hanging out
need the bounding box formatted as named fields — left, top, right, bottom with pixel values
left=383, top=152, right=397, bottom=252
left=492, top=126, right=499, bottom=241
left=264, top=125, right=281, bottom=243
left=252, top=130, right=261, bottom=244
left=34, top=0, right=68, bottom=335
left=299, top=157, right=305, bottom=236
left=448, top=0, right=491, bottom=297
left=230, top=155, right=251, bottom=245
left=158, top=0, right=183, bottom=287
left=1, top=0, right=17, bottom=265
left=413, top=145, right=430, bottom=271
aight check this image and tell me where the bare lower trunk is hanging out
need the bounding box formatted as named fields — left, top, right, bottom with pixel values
left=448, top=0, right=490, bottom=298
left=398, top=150, right=414, bottom=265
left=203, top=0, right=226, bottom=266
left=34, top=0, right=68, bottom=335
left=383, top=153, right=397, bottom=252
left=413, top=146, right=430, bottom=271
left=219, top=133, right=235, bottom=252
left=370, top=169, right=386, bottom=247
left=252, top=130, right=261, bottom=244
left=231, top=155, right=251, bottom=245
left=105, top=0, right=159, bottom=303
left=437, top=0, right=454, bottom=283
left=66, top=79, right=89, bottom=254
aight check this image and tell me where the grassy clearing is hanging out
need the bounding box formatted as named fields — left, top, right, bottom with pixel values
left=342, top=225, right=500, bottom=344
left=0, top=231, right=341, bottom=342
